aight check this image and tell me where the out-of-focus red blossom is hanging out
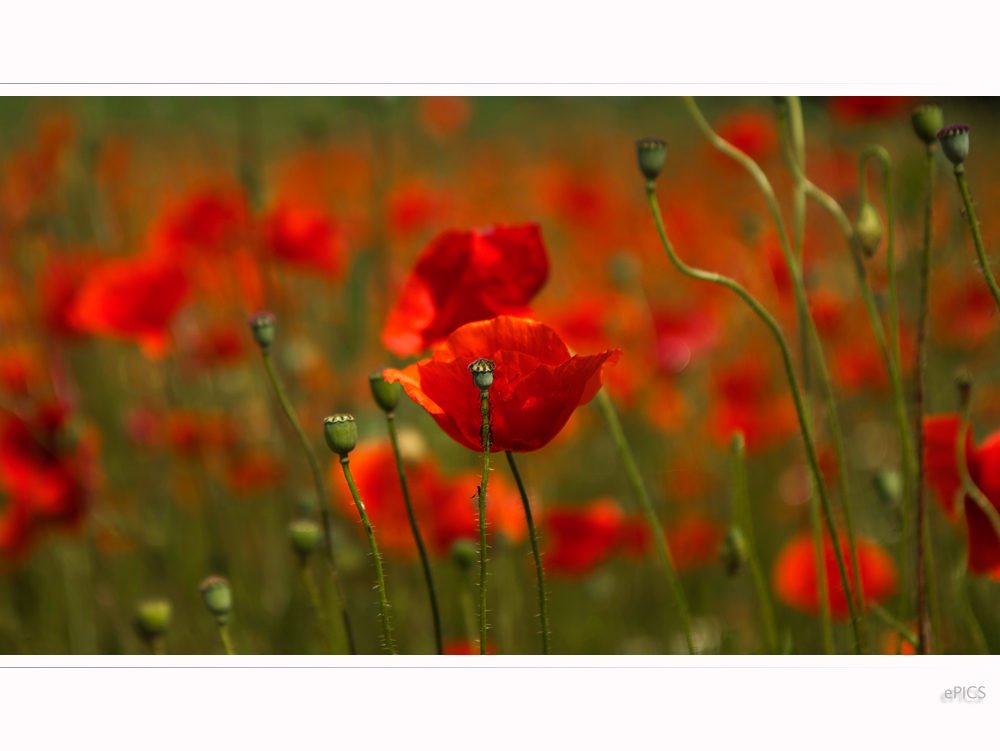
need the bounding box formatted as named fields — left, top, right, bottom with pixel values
left=933, top=275, right=998, bottom=350
left=68, top=254, right=190, bottom=358
left=651, top=307, right=719, bottom=374
left=382, top=224, right=550, bottom=357
left=808, top=290, right=849, bottom=338
left=388, top=182, right=446, bottom=238
left=260, top=203, right=345, bottom=277
left=772, top=532, right=898, bottom=620
left=123, top=407, right=162, bottom=450
left=165, top=411, right=237, bottom=456
left=38, top=253, right=101, bottom=340
left=1, top=113, right=74, bottom=226
left=330, top=442, right=525, bottom=558
left=225, top=451, right=286, bottom=495
left=0, top=402, right=96, bottom=561
left=923, top=415, right=1000, bottom=577
left=827, top=97, right=914, bottom=124
left=385, top=316, right=620, bottom=453
left=708, top=357, right=798, bottom=453
left=711, top=110, right=777, bottom=164
left=418, top=97, right=472, bottom=139
left=0, top=347, right=42, bottom=397
left=544, top=499, right=627, bottom=577
left=666, top=515, right=727, bottom=572
left=191, top=324, right=247, bottom=369
left=442, top=638, right=496, bottom=655
left=881, top=629, right=917, bottom=655
left=149, top=188, right=248, bottom=259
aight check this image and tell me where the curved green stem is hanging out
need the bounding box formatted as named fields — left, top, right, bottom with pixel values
left=956, top=401, right=1000, bottom=550
left=868, top=602, right=917, bottom=649
left=386, top=413, right=443, bottom=655
left=477, top=389, right=491, bottom=655
left=645, top=185, right=863, bottom=653
left=731, top=434, right=779, bottom=654
left=340, top=457, right=396, bottom=654
left=594, top=389, right=695, bottom=653
left=218, top=623, right=235, bottom=655
left=954, top=168, right=1000, bottom=312
left=504, top=451, right=550, bottom=655
left=261, top=350, right=356, bottom=655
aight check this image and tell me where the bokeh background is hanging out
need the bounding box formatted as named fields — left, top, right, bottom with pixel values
left=1, top=96, right=998, bottom=655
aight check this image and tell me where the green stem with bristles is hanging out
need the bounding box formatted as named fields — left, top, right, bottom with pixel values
left=954, top=167, right=1000, bottom=312
left=478, top=389, right=491, bottom=655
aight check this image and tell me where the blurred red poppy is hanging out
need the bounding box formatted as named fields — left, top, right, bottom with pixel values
left=38, top=253, right=101, bottom=340
left=419, top=97, right=472, bottom=139
left=68, top=254, right=190, bottom=358
left=225, top=451, right=286, bottom=495
left=544, top=499, right=626, bottom=577
left=150, top=188, right=248, bottom=259
left=442, top=638, right=496, bottom=654
left=711, top=110, right=776, bottom=164
left=666, top=515, right=726, bottom=572
left=772, top=532, right=898, bottom=620
left=260, top=203, right=345, bottom=277
left=828, top=96, right=913, bottom=124
left=384, top=316, right=620, bottom=453
left=382, top=224, right=549, bottom=357
left=923, top=415, right=1000, bottom=576
left=708, top=357, right=798, bottom=453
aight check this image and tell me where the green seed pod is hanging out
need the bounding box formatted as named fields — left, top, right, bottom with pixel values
left=369, top=371, right=403, bottom=414
left=873, top=470, right=902, bottom=509
left=635, top=137, right=667, bottom=184
left=911, top=105, right=944, bottom=146
left=719, top=527, right=749, bottom=577
left=134, top=599, right=172, bottom=640
left=247, top=310, right=276, bottom=352
left=323, top=414, right=357, bottom=457
left=451, top=539, right=478, bottom=573
left=200, top=576, right=233, bottom=624
left=938, top=124, right=970, bottom=167
left=468, top=359, right=495, bottom=392
left=853, top=201, right=884, bottom=259
left=288, top=518, right=322, bottom=559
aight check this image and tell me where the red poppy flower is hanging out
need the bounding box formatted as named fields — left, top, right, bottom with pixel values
left=68, top=254, right=190, bottom=358
left=828, top=96, right=913, bottom=124
left=38, top=253, right=101, bottom=340
left=651, top=307, right=719, bottom=374
left=711, top=110, right=777, bottom=164
left=384, top=316, right=620, bottom=453
left=708, top=357, right=798, bottom=453
left=381, top=224, right=550, bottom=357
left=772, top=532, right=898, bottom=620
left=923, top=415, right=1000, bottom=576
left=150, top=188, right=248, bottom=259
left=544, top=499, right=626, bottom=577
left=442, top=638, right=496, bottom=654
left=260, top=203, right=345, bottom=277
left=666, top=515, right=726, bottom=572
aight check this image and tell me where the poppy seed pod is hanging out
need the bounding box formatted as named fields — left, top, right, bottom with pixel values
left=451, top=539, right=478, bottom=572
left=911, top=105, right=944, bottom=145
left=248, top=310, right=276, bottom=352
left=134, top=599, right=172, bottom=639
left=468, top=358, right=495, bottom=392
left=288, top=518, right=322, bottom=558
left=369, top=371, right=403, bottom=414
left=853, top=201, right=884, bottom=258
left=872, top=470, right=902, bottom=509
left=720, top=527, right=749, bottom=576
left=938, top=124, right=970, bottom=166
left=636, top=137, right=667, bottom=184
left=324, top=414, right=357, bottom=457
left=199, top=576, right=232, bottom=624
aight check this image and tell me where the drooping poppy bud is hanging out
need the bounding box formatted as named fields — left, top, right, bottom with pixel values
left=873, top=470, right=902, bottom=509
left=911, top=105, right=944, bottom=146
left=248, top=310, right=275, bottom=352
left=134, top=599, right=172, bottom=640
left=468, top=358, right=495, bottom=392
left=854, top=201, right=884, bottom=258
left=938, top=124, right=970, bottom=167
left=288, top=518, right=322, bottom=559
left=369, top=371, right=403, bottom=414
left=451, top=539, right=478, bottom=573
left=636, top=138, right=667, bottom=185
left=324, top=414, right=357, bottom=457
left=200, top=575, right=233, bottom=625
left=719, top=526, right=749, bottom=576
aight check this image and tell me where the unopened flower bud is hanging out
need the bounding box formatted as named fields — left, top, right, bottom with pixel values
left=636, top=138, right=667, bottom=185
left=323, top=414, right=357, bottom=457
left=854, top=201, right=884, bottom=258
left=369, top=371, right=403, bottom=414
left=248, top=310, right=276, bottom=352
left=873, top=470, right=902, bottom=509
left=289, top=518, right=322, bottom=559
left=468, top=359, right=495, bottom=392
left=200, top=575, right=233, bottom=624
left=911, top=105, right=944, bottom=146
left=719, top=527, right=749, bottom=576
left=451, top=539, right=478, bottom=573
left=938, top=124, right=970, bottom=167
left=955, top=368, right=974, bottom=410
left=134, top=599, right=172, bottom=640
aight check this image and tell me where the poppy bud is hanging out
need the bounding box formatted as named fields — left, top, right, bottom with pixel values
left=853, top=201, right=883, bottom=258
left=635, top=137, right=667, bottom=185
left=468, top=358, right=495, bottom=392
left=369, top=371, right=403, bottom=414
left=248, top=310, right=276, bottom=352
left=200, top=575, right=233, bottom=624
left=719, top=526, right=749, bottom=576
left=937, top=124, right=970, bottom=167
left=873, top=470, right=902, bottom=509
left=289, top=518, right=322, bottom=559
left=451, top=539, right=478, bottom=573
left=134, top=599, right=172, bottom=640
left=323, top=414, right=357, bottom=457
left=911, top=105, right=944, bottom=146
left=955, top=367, right=973, bottom=410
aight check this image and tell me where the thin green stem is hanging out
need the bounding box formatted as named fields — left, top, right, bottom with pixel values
left=731, top=434, right=779, bottom=654
left=504, top=451, right=550, bottom=655
left=386, top=413, right=443, bottom=655
left=218, top=623, right=235, bottom=655
left=645, top=185, right=863, bottom=653
left=260, top=350, right=356, bottom=655
left=300, top=562, right=334, bottom=653
left=954, top=168, right=1000, bottom=312
left=868, top=602, right=917, bottom=649
left=477, top=390, right=491, bottom=655
left=595, top=388, right=695, bottom=653
left=340, top=458, right=396, bottom=654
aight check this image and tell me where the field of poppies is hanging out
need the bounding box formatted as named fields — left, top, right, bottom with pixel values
left=1, top=95, right=999, bottom=656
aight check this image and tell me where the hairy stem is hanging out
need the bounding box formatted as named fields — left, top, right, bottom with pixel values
left=954, top=168, right=1000, bottom=312
left=478, top=390, right=491, bottom=655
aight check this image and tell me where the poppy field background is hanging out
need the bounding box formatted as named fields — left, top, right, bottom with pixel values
left=1, top=95, right=999, bottom=656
